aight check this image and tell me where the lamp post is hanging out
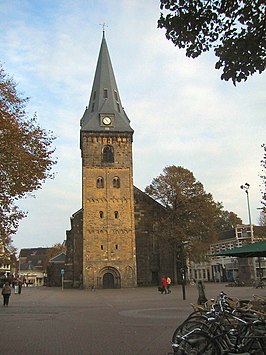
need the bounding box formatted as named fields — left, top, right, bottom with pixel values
left=240, top=183, right=256, bottom=280
left=240, top=183, right=254, bottom=242
left=177, top=241, right=189, bottom=300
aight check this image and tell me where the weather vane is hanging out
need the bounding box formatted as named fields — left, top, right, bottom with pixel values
left=100, top=20, right=108, bottom=33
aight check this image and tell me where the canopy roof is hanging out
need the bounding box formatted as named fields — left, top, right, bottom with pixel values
left=214, top=240, right=266, bottom=258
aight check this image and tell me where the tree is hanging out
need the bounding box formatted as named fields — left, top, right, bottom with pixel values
left=158, top=0, right=266, bottom=85
left=0, top=64, right=56, bottom=245
left=214, top=202, right=242, bottom=232
left=145, top=165, right=218, bottom=261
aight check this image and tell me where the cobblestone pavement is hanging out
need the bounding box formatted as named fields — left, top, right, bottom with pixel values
left=1, top=283, right=265, bottom=355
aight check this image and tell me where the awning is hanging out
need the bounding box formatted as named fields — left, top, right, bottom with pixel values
left=213, top=240, right=266, bottom=258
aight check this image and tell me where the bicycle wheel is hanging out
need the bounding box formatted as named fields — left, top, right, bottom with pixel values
left=246, top=321, right=266, bottom=355
left=173, top=330, right=220, bottom=355
left=172, top=315, right=210, bottom=343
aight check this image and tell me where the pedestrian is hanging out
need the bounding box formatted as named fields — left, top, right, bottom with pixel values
left=18, top=279, right=22, bottom=294
left=197, top=280, right=208, bottom=305
left=166, top=276, right=172, bottom=294
left=161, top=276, right=167, bottom=294
left=2, top=282, right=12, bottom=306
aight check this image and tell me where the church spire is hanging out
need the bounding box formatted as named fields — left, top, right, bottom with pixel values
left=80, top=31, right=133, bottom=133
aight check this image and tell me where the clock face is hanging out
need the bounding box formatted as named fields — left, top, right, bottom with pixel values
left=102, top=116, right=112, bottom=125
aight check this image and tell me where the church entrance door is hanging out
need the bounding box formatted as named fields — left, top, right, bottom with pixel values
left=103, top=272, right=114, bottom=288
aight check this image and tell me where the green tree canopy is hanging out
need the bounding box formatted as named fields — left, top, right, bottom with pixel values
left=0, top=64, right=56, bottom=245
left=158, top=0, right=266, bottom=85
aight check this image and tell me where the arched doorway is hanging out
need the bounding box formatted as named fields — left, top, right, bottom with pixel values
left=98, top=266, right=121, bottom=289
left=103, top=272, right=114, bottom=288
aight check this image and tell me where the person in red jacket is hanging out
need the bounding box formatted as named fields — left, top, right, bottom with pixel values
left=161, top=276, right=167, bottom=294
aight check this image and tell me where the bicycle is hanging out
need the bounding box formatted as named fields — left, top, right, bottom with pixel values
left=171, top=291, right=266, bottom=354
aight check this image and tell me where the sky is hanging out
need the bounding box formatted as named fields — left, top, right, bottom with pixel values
left=0, top=0, right=265, bottom=252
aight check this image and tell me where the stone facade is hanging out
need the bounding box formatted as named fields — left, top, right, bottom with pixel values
left=81, top=132, right=136, bottom=289
left=65, top=209, right=83, bottom=288
left=134, top=187, right=174, bottom=286
left=65, top=187, right=175, bottom=288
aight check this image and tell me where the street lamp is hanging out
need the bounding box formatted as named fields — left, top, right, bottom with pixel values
left=240, top=183, right=254, bottom=242
left=178, top=241, right=189, bottom=300
left=240, top=182, right=257, bottom=281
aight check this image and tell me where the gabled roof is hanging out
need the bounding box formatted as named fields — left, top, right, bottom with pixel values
left=19, top=247, right=51, bottom=271
left=49, top=252, right=66, bottom=263
left=19, top=247, right=51, bottom=258
left=80, top=31, right=133, bottom=134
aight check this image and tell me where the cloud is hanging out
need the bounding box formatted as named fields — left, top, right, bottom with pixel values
left=0, top=0, right=265, bottom=251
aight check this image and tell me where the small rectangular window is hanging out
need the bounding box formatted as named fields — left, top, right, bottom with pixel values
left=115, top=244, right=118, bottom=250
left=93, top=91, right=96, bottom=100
left=103, top=88, right=108, bottom=99
left=116, top=102, right=120, bottom=112
left=101, top=245, right=103, bottom=250
left=114, top=90, right=119, bottom=101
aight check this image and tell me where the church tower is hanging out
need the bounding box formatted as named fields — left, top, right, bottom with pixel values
left=80, top=31, right=137, bottom=288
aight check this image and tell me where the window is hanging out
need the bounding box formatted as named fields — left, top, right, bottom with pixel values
left=102, top=145, right=114, bottom=163
left=93, top=91, right=96, bottom=100
left=101, top=245, right=104, bottom=250
left=103, top=88, right=108, bottom=99
left=114, top=90, right=119, bottom=101
left=96, top=177, right=104, bottom=188
left=113, top=176, right=120, bottom=188
left=99, top=211, right=104, bottom=219
left=114, top=211, right=119, bottom=219
left=115, top=244, right=118, bottom=250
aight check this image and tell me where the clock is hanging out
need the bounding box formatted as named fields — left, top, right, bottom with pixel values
left=102, top=116, right=112, bottom=125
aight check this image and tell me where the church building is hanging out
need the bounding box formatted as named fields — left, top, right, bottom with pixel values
left=64, top=31, right=174, bottom=289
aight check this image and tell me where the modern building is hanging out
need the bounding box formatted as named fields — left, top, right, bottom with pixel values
left=189, top=225, right=266, bottom=284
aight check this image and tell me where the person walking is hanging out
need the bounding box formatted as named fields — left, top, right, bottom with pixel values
left=2, top=282, right=12, bottom=306
left=161, top=276, right=167, bottom=294
left=166, top=276, right=172, bottom=294
left=18, top=279, right=22, bottom=294
left=197, top=280, right=208, bottom=305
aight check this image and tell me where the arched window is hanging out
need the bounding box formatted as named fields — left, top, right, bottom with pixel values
left=102, top=145, right=114, bottom=163
left=99, top=211, right=104, bottom=219
left=96, top=176, right=104, bottom=188
left=113, top=176, right=120, bottom=188
left=114, top=211, right=119, bottom=219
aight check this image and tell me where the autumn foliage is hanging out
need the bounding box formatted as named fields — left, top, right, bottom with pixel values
left=0, top=64, right=56, bottom=244
left=145, top=165, right=242, bottom=261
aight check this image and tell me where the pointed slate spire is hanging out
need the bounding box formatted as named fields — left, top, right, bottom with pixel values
left=80, top=31, right=133, bottom=133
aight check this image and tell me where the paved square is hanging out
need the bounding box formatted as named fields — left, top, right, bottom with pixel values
left=1, top=283, right=264, bottom=354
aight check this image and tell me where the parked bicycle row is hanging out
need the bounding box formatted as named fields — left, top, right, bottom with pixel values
left=170, top=291, right=266, bottom=354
